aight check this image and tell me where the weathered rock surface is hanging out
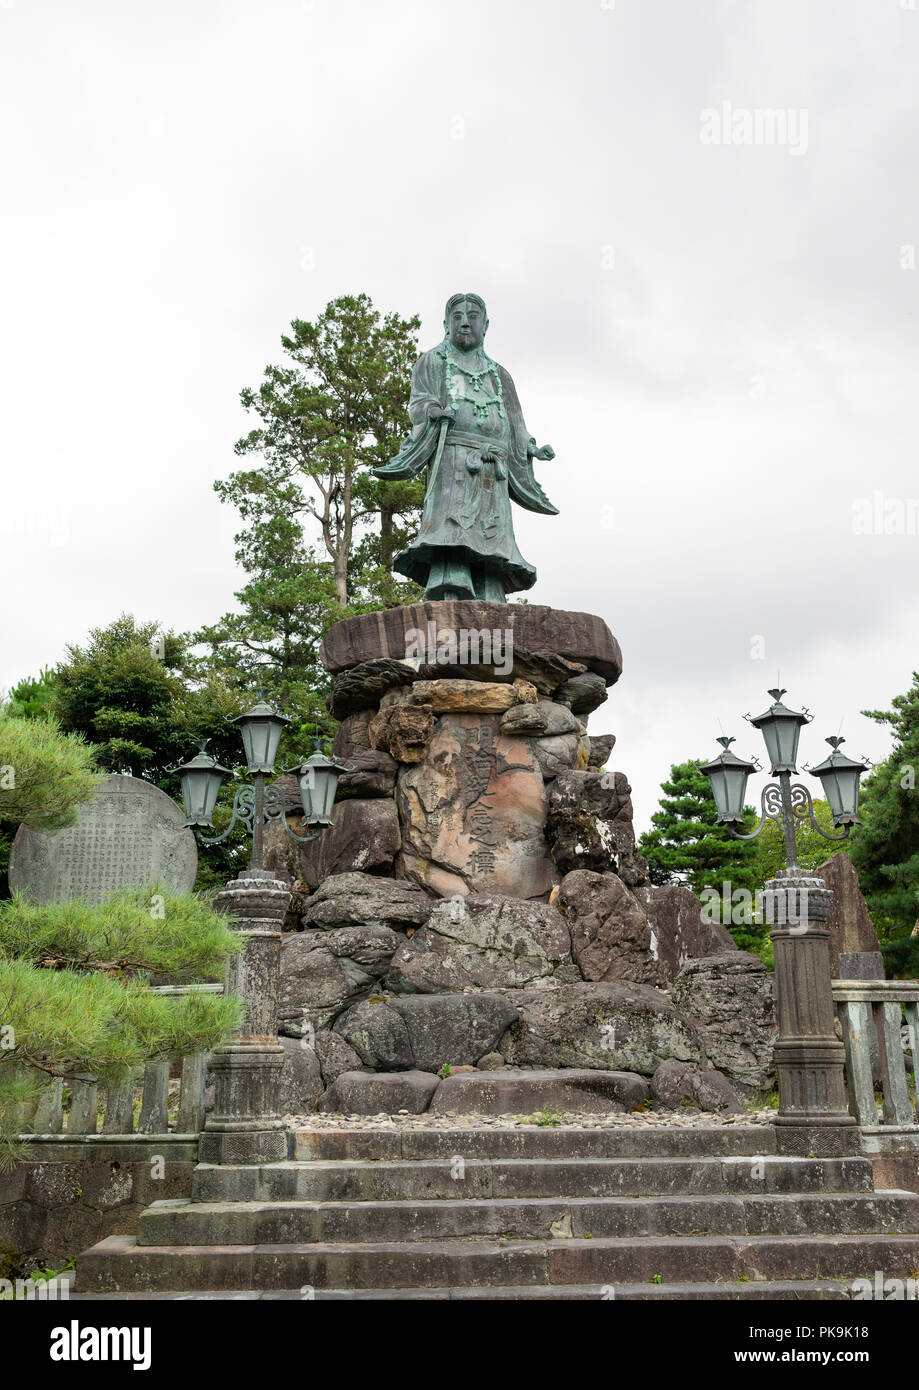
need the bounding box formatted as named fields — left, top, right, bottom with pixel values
left=537, top=700, right=583, bottom=736
left=497, top=981, right=706, bottom=1075
left=386, top=893, right=575, bottom=993
left=397, top=714, right=557, bottom=899
left=672, top=952, right=776, bottom=1094
left=430, top=1067, right=648, bottom=1115
left=328, top=658, right=418, bottom=719
left=634, top=884, right=737, bottom=986
left=319, top=601, right=622, bottom=685
left=315, top=1067, right=436, bottom=1112
left=368, top=703, right=435, bottom=763
left=555, top=671, right=608, bottom=715
left=300, top=871, right=432, bottom=933
left=556, top=870, right=665, bottom=986
left=410, top=677, right=537, bottom=713
left=277, top=1037, right=323, bottom=1114
left=332, top=710, right=374, bottom=759
left=334, top=750, right=399, bottom=800
left=313, top=1031, right=367, bottom=1088
left=530, top=733, right=588, bottom=781
left=333, top=992, right=519, bottom=1073
left=818, top=852, right=883, bottom=975
left=588, top=734, right=617, bottom=767
left=265, top=798, right=401, bottom=892
left=650, top=1058, right=744, bottom=1113
left=617, top=848, right=652, bottom=890
left=476, top=1051, right=505, bottom=1070
left=506, top=650, right=587, bottom=695
left=317, top=1069, right=439, bottom=1114
left=546, top=769, right=632, bottom=874
left=500, top=703, right=550, bottom=736
left=279, top=924, right=401, bottom=1033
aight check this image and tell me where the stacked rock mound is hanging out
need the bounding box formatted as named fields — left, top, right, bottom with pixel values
left=263, top=601, right=776, bottom=1116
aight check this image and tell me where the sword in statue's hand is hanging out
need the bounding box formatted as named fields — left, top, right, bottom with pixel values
left=427, top=406, right=455, bottom=492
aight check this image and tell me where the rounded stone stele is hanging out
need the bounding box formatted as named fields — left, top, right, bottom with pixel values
left=8, top=773, right=197, bottom=904
left=319, top=600, right=623, bottom=685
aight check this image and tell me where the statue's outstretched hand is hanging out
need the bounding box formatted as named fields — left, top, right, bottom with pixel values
left=533, top=444, right=555, bottom=461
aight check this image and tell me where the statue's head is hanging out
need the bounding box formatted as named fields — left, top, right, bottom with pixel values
left=444, top=293, right=487, bottom=352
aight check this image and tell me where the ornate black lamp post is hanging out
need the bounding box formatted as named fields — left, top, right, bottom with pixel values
left=701, top=689, right=868, bottom=1156
left=175, top=697, right=349, bottom=1166
left=700, top=689, right=866, bottom=865
left=175, top=697, right=349, bottom=871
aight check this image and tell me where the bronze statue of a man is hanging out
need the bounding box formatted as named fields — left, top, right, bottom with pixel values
left=374, top=293, right=557, bottom=602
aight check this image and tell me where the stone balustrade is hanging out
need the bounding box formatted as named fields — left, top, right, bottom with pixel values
left=16, top=984, right=222, bottom=1139
left=833, top=979, right=919, bottom=1153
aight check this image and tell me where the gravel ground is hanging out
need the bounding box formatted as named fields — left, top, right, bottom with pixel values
left=284, top=1109, right=776, bottom=1130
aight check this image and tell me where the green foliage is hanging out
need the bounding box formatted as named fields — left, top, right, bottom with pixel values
left=849, top=672, right=919, bottom=970
left=751, top=800, right=849, bottom=886
left=0, top=888, right=242, bottom=980
left=190, top=512, right=340, bottom=744
left=51, top=615, right=187, bottom=779
left=0, top=890, right=244, bottom=1162
left=0, top=709, right=103, bottom=894
left=44, top=615, right=262, bottom=890
left=3, top=669, right=56, bottom=720
left=0, top=712, right=102, bottom=833
left=519, top=1107, right=566, bottom=1127
left=217, top=293, right=425, bottom=610
left=880, top=934, right=919, bottom=980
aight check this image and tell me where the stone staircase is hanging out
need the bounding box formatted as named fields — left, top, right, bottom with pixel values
left=75, top=1123, right=919, bottom=1299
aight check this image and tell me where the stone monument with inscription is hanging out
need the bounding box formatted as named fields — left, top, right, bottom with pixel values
left=9, top=773, right=197, bottom=904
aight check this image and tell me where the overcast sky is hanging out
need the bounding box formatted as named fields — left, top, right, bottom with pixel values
left=2, top=0, right=917, bottom=829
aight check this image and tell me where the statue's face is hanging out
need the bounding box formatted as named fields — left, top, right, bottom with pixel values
left=446, top=300, right=487, bottom=352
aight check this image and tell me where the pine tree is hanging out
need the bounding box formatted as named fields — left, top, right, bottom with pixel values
left=218, top=293, right=425, bottom=610
left=849, top=672, right=919, bottom=975
left=0, top=890, right=243, bottom=1164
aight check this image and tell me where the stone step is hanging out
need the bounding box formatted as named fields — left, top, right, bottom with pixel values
left=71, top=1279, right=858, bottom=1301
left=76, top=1231, right=919, bottom=1293
left=191, top=1155, right=875, bottom=1205
left=291, top=1125, right=778, bottom=1162
left=300, top=1279, right=860, bottom=1301
left=137, top=1190, right=919, bottom=1247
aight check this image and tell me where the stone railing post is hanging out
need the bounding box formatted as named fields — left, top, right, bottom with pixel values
left=763, top=868, right=858, bottom=1156
left=198, top=868, right=291, bottom=1165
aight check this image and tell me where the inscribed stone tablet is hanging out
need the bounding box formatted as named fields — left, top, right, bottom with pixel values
left=8, top=774, right=197, bottom=904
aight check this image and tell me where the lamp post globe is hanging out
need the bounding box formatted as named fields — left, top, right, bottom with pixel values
left=176, top=743, right=233, bottom=829
left=700, top=737, right=758, bottom=823
left=808, top=737, right=868, bottom=826
left=230, top=696, right=291, bottom=775
left=286, top=740, right=351, bottom=825
left=749, top=688, right=811, bottom=774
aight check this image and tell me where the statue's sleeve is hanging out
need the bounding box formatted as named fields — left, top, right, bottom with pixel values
left=407, top=349, right=444, bottom=427
left=374, top=348, right=444, bottom=479
left=500, top=365, right=559, bottom=516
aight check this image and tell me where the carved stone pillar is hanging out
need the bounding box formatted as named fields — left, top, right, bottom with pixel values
left=763, top=869, right=858, bottom=1155
left=198, top=868, right=290, bottom=1165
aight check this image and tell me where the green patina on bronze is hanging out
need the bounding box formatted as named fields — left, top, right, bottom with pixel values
left=374, top=293, right=557, bottom=602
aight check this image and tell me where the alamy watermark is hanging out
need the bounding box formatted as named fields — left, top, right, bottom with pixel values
left=852, top=491, right=919, bottom=535
left=701, top=881, right=812, bottom=932
left=404, top=623, right=513, bottom=678
left=850, top=1270, right=919, bottom=1300
left=699, top=101, right=809, bottom=156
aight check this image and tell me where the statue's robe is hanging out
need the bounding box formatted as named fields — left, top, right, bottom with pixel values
left=374, top=339, right=557, bottom=600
